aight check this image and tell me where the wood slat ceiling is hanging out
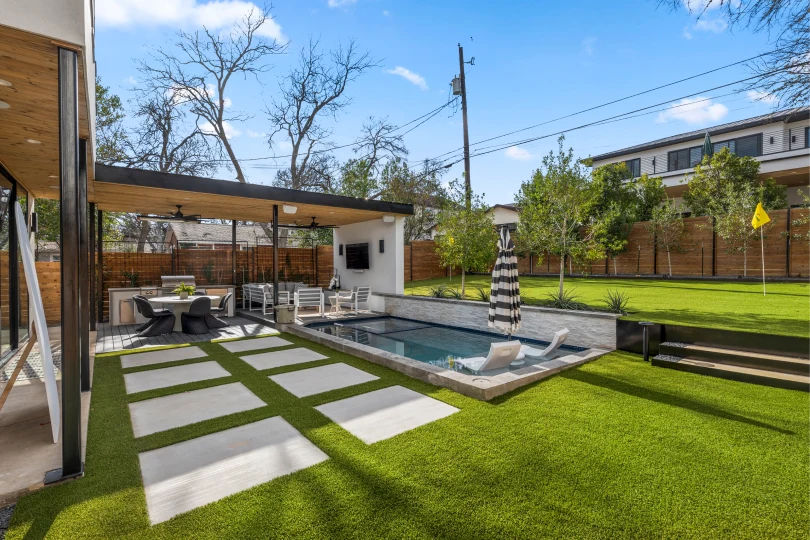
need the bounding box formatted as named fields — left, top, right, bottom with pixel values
left=0, top=24, right=92, bottom=198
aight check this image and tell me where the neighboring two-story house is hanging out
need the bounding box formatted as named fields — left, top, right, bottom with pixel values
left=590, top=107, right=810, bottom=208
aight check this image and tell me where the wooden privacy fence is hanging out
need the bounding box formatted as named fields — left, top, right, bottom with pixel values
left=407, top=208, right=810, bottom=281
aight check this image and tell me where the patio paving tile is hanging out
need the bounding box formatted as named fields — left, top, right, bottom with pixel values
left=315, top=385, right=459, bottom=444
left=219, top=336, right=292, bottom=353
left=121, top=346, right=208, bottom=369
left=138, top=416, right=329, bottom=524
left=269, top=363, right=379, bottom=398
left=240, top=348, right=328, bottom=370
left=128, top=383, right=266, bottom=438
left=123, top=362, right=230, bottom=394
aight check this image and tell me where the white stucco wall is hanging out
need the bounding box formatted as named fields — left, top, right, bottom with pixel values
left=333, top=217, right=405, bottom=300
left=489, top=206, right=519, bottom=226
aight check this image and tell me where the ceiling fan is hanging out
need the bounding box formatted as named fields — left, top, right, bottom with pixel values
left=283, top=216, right=339, bottom=230
left=136, top=205, right=201, bottom=223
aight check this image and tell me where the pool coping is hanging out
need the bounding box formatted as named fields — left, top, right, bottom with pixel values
left=280, top=322, right=609, bottom=401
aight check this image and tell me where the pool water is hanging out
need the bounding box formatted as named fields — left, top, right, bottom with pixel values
left=311, top=317, right=582, bottom=372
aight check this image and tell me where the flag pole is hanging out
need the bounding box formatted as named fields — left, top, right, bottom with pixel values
left=760, top=226, right=766, bottom=296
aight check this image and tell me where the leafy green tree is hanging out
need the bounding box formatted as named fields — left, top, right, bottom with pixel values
left=632, top=174, right=667, bottom=222
left=591, top=163, right=637, bottom=275
left=515, top=136, right=605, bottom=296
left=685, top=147, right=786, bottom=276
left=790, top=189, right=810, bottom=243
left=95, top=77, right=128, bottom=165
left=647, top=198, right=686, bottom=277
left=434, top=180, right=497, bottom=296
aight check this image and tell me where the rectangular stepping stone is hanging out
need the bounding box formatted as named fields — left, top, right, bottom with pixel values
left=124, top=361, right=230, bottom=394
left=316, top=385, right=459, bottom=444
left=121, top=346, right=208, bottom=369
left=129, top=383, right=265, bottom=438
left=241, top=348, right=327, bottom=370
left=219, top=336, right=292, bottom=353
left=138, top=416, right=329, bottom=524
left=269, top=363, right=378, bottom=398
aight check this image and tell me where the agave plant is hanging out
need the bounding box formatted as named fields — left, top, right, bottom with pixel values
left=603, top=289, right=631, bottom=314
left=445, top=287, right=464, bottom=300
left=546, top=288, right=589, bottom=311
left=473, top=286, right=490, bottom=302
left=427, top=284, right=450, bottom=298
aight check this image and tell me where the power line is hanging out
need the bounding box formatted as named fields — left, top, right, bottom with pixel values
left=424, top=47, right=792, bottom=163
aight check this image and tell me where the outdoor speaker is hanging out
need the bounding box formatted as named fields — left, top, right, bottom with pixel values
left=379, top=239, right=384, bottom=253
left=31, top=212, right=38, bottom=233
left=339, top=244, right=343, bottom=256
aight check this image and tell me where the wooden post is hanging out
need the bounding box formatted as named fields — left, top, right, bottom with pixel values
left=58, top=47, right=82, bottom=477
left=272, top=205, right=279, bottom=306
left=231, top=220, right=237, bottom=286
left=786, top=207, right=791, bottom=277
left=89, top=203, right=96, bottom=331
left=711, top=217, right=717, bottom=276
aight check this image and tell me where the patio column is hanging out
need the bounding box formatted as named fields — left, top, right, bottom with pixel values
left=232, top=220, right=237, bottom=287
left=79, top=139, right=90, bottom=392
left=89, top=203, right=96, bottom=331
left=58, top=46, right=83, bottom=478
left=97, top=209, right=103, bottom=324
left=272, top=205, right=278, bottom=306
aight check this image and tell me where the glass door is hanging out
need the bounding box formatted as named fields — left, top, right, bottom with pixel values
left=0, top=176, right=12, bottom=358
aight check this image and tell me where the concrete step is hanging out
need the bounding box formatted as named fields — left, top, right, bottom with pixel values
left=652, top=354, right=810, bottom=392
left=659, top=342, right=810, bottom=375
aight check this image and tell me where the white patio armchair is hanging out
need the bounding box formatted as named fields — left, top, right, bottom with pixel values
left=338, top=286, right=372, bottom=314
left=262, top=285, right=290, bottom=316
left=294, top=287, right=324, bottom=319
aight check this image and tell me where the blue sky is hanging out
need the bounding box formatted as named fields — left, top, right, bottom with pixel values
left=95, top=0, right=777, bottom=204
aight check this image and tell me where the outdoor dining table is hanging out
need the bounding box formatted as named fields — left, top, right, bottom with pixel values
left=148, top=295, right=221, bottom=332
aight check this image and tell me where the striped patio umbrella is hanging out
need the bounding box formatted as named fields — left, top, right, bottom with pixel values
left=488, top=227, right=521, bottom=335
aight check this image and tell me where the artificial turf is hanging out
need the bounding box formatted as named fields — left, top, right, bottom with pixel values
left=405, top=275, right=810, bottom=338
left=7, top=333, right=808, bottom=539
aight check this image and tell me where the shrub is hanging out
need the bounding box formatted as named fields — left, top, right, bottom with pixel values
left=603, top=289, right=631, bottom=314
left=474, top=286, right=490, bottom=302
left=427, top=285, right=450, bottom=298
left=446, top=287, right=464, bottom=300
left=547, top=288, right=589, bottom=310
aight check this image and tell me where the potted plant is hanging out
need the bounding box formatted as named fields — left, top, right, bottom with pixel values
left=172, top=282, right=195, bottom=300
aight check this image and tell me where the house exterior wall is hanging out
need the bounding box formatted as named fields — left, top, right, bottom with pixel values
left=592, top=116, right=809, bottom=201
left=489, top=206, right=519, bottom=226
left=333, top=217, right=404, bottom=299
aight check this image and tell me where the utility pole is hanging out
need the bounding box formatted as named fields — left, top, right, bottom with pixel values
left=454, top=44, right=473, bottom=208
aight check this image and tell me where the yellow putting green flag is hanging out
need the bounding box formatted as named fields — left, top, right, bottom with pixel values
left=751, top=203, right=770, bottom=229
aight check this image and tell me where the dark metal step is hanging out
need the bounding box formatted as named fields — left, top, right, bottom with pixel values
left=652, top=354, right=810, bottom=392
left=659, top=342, right=810, bottom=375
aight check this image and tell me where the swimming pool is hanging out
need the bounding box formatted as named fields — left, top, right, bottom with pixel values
left=310, top=316, right=584, bottom=373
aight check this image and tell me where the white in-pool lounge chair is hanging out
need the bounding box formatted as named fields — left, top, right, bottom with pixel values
left=456, top=341, right=522, bottom=372
left=520, top=329, right=569, bottom=360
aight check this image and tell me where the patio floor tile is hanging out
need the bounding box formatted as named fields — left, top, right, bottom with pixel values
left=269, top=363, right=378, bottom=398
left=121, top=346, right=208, bottom=369
left=138, top=416, right=329, bottom=524
left=128, top=382, right=266, bottom=437
left=240, top=348, right=328, bottom=370
left=219, top=336, right=292, bottom=353
left=123, top=361, right=230, bottom=394
left=315, top=385, right=459, bottom=444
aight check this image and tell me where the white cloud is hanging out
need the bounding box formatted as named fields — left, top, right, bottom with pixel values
left=656, top=97, right=729, bottom=125
left=199, top=120, right=240, bottom=138
left=123, top=75, right=138, bottom=86
left=247, top=130, right=266, bottom=138
left=382, top=9, right=390, bottom=16
left=223, top=97, right=233, bottom=108
left=504, top=146, right=534, bottom=161
left=682, top=27, right=693, bottom=39
left=327, top=0, right=357, bottom=7
left=746, top=90, right=778, bottom=104
left=386, top=66, right=428, bottom=90
left=694, top=17, right=727, bottom=33
left=96, top=0, right=286, bottom=41
left=581, top=37, right=596, bottom=56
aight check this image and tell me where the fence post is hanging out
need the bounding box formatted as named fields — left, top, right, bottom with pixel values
left=786, top=207, right=791, bottom=277
left=711, top=217, right=717, bottom=276
left=653, top=232, right=658, bottom=275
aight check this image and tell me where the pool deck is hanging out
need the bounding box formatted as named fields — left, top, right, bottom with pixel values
left=281, top=320, right=610, bottom=401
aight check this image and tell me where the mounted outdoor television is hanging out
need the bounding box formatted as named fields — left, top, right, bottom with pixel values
left=346, top=243, right=370, bottom=270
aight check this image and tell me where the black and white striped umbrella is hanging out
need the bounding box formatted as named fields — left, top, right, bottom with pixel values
left=488, top=227, right=521, bottom=334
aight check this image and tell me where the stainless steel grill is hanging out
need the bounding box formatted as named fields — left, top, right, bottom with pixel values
left=161, top=275, right=196, bottom=295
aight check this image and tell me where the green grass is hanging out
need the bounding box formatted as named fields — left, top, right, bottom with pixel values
left=8, top=336, right=809, bottom=539
left=406, top=276, right=810, bottom=337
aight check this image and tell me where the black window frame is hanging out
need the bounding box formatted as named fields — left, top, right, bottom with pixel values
left=624, top=158, right=640, bottom=179
left=667, top=146, right=702, bottom=172
left=805, top=126, right=809, bottom=149
left=712, top=133, right=762, bottom=158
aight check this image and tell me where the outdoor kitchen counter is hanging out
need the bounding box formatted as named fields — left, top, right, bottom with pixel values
left=109, top=286, right=236, bottom=326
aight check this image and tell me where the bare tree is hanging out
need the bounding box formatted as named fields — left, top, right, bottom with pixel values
left=353, top=117, right=408, bottom=180
left=139, top=7, right=285, bottom=182
left=124, top=87, right=219, bottom=252
left=267, top=39, right=376, bottom=191
left=660, top=0, right=809, bottom=107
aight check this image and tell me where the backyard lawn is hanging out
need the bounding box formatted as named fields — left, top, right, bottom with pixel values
left=7, top=334, right=808, bottom=539
left=406, top=276, right=810, bottom=337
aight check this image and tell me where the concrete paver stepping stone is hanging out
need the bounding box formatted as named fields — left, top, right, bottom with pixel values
left=128, top=382, right=266, bottom=437
left=121, top=346, right=208, bottom=369
left=315, top=385, right=459, bottom=444
left=241, top=348, right=328, bottom=370
left=219, top=336, right=292, bottom=353
left=269, top=363, right=378, bottom=398
left=138, top=416, right=329, bottom=524
left=124, top=361, right=230, bottom=394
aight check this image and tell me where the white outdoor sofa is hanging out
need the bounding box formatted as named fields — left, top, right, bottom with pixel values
left=242, top=283, right=292, bottom=316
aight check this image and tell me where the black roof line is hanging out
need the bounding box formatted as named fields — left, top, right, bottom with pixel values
left=94, top=164, right=414, bottom=216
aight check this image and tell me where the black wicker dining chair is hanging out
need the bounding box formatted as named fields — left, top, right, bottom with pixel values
left=133, top=295, right=175, bottom=337
left=206, top=292, right=231, bottom=329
